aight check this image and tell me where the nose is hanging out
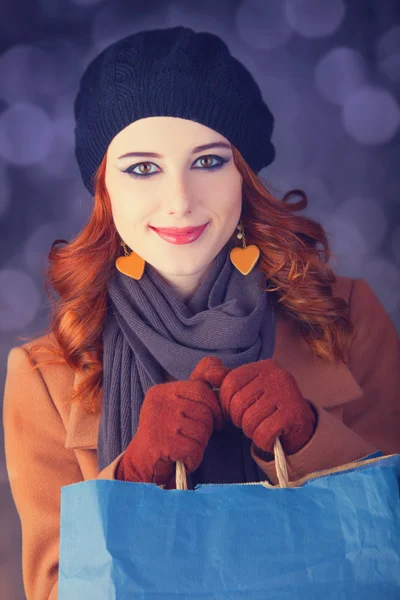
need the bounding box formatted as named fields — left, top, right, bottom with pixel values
left=162, top=173, right=196, bottom=216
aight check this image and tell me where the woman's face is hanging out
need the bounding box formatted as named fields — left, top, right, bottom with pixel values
left=105, top=117, right=243, bottom=301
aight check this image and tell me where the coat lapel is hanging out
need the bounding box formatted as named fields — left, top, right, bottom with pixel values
left=64, top=370, right=101, bottom=450
left=64, top=310, right=364, bottom=450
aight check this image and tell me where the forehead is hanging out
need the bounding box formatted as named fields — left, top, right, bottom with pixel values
left=108, top=116, right=229, bottom=156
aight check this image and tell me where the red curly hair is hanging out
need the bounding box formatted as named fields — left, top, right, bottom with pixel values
left=22, top=144, right=353, bottom=414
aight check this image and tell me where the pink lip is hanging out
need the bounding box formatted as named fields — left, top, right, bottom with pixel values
left=150, top=223, right=209, bottom=235
left=150, top=222, right=209, bottom=245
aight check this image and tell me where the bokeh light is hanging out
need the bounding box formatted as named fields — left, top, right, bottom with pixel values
left=236, top=0, right=293, bottom=50
left=361, top=257, right=400, bottom=314
left=0, top=160, right=11, bottom=220
left=324, top=216, right=369, bottom=273
left=0, top=45, right=52, bottom=104
left=284, top=0, right=346, bottom=38
left=0, top=269, right=41, bottom=331
left=259, top=75, right=301, bottom=126
left=391, top=225, right=400, bottom=266
left=0, top=103, right=55, bottom=166
left=376, top=25, right=400, bottom=82
left=0, top=39, right=79, bottom=106
left=91, top=5, right=159, bottom=52
left=314, top=47, right=368, bottom=107
left=166, top=2, right=232, bottom=38
left=37, top=112, right=76, bottom=180
left=334, top=196, right=388, bottom=254
left=22, top=222, right=68, bottom=278
left=342, top=85, right=400, bottom=145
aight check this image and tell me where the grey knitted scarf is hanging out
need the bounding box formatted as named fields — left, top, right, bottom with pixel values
left=97, top=237, right=277, bottom=486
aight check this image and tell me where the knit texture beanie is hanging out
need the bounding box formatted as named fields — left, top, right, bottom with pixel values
left=73, top=25, right=276, bottom=195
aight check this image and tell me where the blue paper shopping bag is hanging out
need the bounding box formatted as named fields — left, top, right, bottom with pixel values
left=58, top=445, right=400, bottom=600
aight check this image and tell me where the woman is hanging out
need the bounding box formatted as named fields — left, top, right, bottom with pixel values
left=3, top=25, right=400, bottom=600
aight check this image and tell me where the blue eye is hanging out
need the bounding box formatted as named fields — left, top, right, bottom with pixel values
left=124, top=154, right=229, bottom=179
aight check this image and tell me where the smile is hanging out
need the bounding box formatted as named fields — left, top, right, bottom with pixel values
left=150, top=222, right=209, bottom=245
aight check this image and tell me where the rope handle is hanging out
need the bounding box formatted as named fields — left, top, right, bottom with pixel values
left=174, top=384, right=290, bottom=490
left=175, top=437, right=289, bottom=490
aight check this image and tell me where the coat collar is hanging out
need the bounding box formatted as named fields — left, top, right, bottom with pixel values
left=64, top=311, right=364, bottom=450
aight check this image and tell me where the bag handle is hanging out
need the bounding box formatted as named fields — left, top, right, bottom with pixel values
left=174, top=384, right=290, bottom=490
left=176, top=437, right=290, bottom=490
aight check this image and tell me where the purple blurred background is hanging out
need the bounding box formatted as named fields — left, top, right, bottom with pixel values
left=1, top=0, right=400, bottom=597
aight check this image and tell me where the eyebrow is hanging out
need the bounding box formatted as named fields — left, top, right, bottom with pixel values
left=117, top=141, right=232, bottom=160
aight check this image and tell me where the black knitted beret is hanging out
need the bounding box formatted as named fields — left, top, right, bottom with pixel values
left=74, top=25, right=276, bottom=195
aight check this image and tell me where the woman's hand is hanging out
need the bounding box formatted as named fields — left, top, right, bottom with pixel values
left=115, top=356, right=228, bottom=488
left=216, top=358, right=317, bottom=456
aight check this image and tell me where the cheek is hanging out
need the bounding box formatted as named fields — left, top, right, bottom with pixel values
left=217, top=170, right=242, bottom=202
left=112, top=201, right=144, bottom=232
left=217, top=184, right=242, bottom=215
left=107, top=177, right=144, bottom=221
left=203, top=173, right=240, bottom=201
left=109, top=191, right=129, bottom=225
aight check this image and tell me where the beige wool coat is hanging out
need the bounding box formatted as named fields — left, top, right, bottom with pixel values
left=3, top=275, right=400, bottom=600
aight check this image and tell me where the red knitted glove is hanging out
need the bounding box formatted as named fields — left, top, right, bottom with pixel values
left=115, top=356, right=228, bottom=488
left=217, top=358, right=317, bottom=456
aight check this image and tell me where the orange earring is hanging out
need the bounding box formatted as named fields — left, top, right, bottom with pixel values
left=116, top=221, right=260, bottom=281
left=115, top=241, right=146, bottom=280
left=230, top=220, right=260, bottom=275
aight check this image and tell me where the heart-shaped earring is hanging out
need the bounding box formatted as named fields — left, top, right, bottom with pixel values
left=230, top=221, right=260, bottom=275
left=115, top=242, right=145, bottom=280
